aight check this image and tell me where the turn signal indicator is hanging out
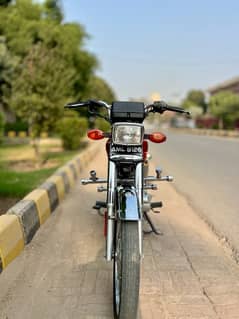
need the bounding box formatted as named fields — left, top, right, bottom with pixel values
left=148, top=132, right=166, bottom=143
left=87, top=129, right=105, bottom=140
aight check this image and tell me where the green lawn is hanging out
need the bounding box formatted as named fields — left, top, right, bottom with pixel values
left=0, top=168, right=57, bottom=197
left=0, top=140, right=85, bottom=198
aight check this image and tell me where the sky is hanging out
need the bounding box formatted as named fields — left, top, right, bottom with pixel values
left=60, top=0, right=239, bottom=102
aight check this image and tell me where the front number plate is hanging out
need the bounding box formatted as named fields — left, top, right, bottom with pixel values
left=111, top=145, right=142, bottom=155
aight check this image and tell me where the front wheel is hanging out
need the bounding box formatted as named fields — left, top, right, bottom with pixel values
left=113, top=221, right=140, bottom=319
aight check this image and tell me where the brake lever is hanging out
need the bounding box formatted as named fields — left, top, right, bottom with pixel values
left=154, top=101, right=191, bottom=117
left=64, top=101, right=91, bottom=109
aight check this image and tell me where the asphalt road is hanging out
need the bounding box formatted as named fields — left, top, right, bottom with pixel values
left=150, top=131, right=239, bottom=255
left=1, top=146, right=239, bottom=318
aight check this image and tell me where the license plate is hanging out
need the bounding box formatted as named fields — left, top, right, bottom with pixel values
left=111, top=145, right=142, bottom=155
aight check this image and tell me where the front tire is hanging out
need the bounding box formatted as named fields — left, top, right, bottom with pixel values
left=113, top=221, right=140, bottom=319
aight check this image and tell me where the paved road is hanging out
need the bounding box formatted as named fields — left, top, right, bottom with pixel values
left=150, top=131, right=239, bottom=256
left=1, top=147, right=239, bottom=318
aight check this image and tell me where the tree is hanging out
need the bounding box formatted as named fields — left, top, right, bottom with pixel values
left=0, top=36, right=18, bottom=118
left=83, top=76, right=116, bottom=129
left=57, top=113, right=88, bottom=150
left=44, top=0, right=63, bottom=23
left=0, top=111, right=4, bottom=143
left=86, top=76, right=116, bottom=103
left=209, top=91, right=239, bottom=129
left=183, top=90, right=207, bottom=114
left=0, top=0, right=98, bottom=106
left=9, top=43, right=75, bottom=156
left=0, top=0, right=115, bottom=150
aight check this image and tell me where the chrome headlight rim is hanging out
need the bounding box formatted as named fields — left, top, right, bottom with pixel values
left=112, top=122, right=144, bottom=146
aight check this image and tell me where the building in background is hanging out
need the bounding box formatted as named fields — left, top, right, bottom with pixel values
left=208, top=76, right=239, bottom=96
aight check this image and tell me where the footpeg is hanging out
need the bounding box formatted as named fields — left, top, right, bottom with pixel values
left=97, top=186, right=107, bottom=192
left=93, top=201, right=107, bottom=210
left=150, top=202, right=163, bottom=214
left=144, top=184, right=158, bottom=190
left=162, top=175, right=173, bottom=182
left=150, top=201, right=163, bottom=209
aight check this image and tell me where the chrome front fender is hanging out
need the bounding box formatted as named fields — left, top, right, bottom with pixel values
left=117, top=187, right=140, bottom=221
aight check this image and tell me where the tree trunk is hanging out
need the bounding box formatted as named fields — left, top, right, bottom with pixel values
left=32, top=137, right=41, bottom=168
left=219, top=117, right=224, bottom=129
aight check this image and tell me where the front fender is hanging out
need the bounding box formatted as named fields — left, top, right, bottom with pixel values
left=117, top=187, right=140, bottom=221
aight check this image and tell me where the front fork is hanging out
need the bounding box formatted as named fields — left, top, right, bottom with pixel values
left=135, top=162, right=143, bottom=257
left=106, top=161, right=117, bottom=261
left=106, top=161, right=143, bottom=261
left=81, top=161, right=173, bottom=261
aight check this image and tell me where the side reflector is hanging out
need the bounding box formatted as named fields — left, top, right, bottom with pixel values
left=87, top=129, right=105, bottom=140
left=143, top=140, right=148, bottom=160
left=148, top=132, right=166, bottom=143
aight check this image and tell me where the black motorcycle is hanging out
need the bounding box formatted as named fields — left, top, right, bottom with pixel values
left=65, top=100, right=189, bottom=319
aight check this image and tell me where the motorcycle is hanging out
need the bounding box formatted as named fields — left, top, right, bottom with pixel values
left=65, top=100, right=190, bottom=319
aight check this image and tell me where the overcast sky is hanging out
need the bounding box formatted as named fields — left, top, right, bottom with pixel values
left=60, top=0, right=239, bottom=101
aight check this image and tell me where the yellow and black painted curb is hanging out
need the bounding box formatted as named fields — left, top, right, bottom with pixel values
left=0, top=142, right=98, bottom=273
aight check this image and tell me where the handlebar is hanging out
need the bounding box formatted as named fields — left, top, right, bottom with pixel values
left=146, top=101, right=190, bottom=116
left=65, top=100, right=110, bottom=110
left=65, top=100, right=190, bottom=117
left=65, top=101, right=91, bottom=109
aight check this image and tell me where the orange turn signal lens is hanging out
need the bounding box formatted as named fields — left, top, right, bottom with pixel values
left=148, top=132, right=166, bottom=143
left=87, top=129, right=105, bottom=140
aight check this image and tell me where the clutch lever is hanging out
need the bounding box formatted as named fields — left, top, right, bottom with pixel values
left=64, top=101, right=91, bottom=109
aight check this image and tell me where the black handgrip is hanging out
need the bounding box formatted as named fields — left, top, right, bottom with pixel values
left=64, top=100, right=108, bottom=110
left=166, top=105, right=189, bottom=114
left=153, top=101, right=190, bottom=116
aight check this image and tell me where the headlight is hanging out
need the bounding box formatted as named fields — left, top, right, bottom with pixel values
left=112, top=123, right=144, bottom=145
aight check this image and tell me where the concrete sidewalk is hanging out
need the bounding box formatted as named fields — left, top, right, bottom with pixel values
left=0, top=148, right=239, bottom=318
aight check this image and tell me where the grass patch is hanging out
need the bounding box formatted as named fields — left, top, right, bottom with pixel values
left=41, top=149, right=84, bottom=166
left=0, top=168, right=56, bottom=197
left=0, top=139, right=87, bottom=198
left=0, top=144, right=33, bottom=161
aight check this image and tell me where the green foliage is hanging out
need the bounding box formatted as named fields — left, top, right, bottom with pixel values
left=44, top=0, right=63, bottom=23
left=4, top=120, right=28, bottom=133
left=0, top=0, right=115, bottom=137
left=0, top=36, right=18, bottom=111
left=94, top=118, right=111, bottom=132
left=9, top=43, right=75, bottom=137
left=85, top=76, right=116, bottom=103
left=0, top=167, right=56, bottom=197
left=57, top=115, right=88, bottom=150
left=84, top=76, right=116, bottom=126
left=0, top=0, right=98, bottom=127
left=209, top=91, right=239, bottom=129
left=183, top=90, right=207, bottom=113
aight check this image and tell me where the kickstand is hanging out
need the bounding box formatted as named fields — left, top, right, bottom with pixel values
left=143, top=211, right=163, bottom=236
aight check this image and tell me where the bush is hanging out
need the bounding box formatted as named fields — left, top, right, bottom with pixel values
left=94, top=118, right=111, bottom=131
left=57, top=116, right=88, bottom=150
left=0, top=112, right=5, bottom=143
left=4, top=120, right=28, bottom=133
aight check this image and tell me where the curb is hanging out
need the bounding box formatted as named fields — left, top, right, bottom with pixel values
left=0, top=142, right=98, bottom=273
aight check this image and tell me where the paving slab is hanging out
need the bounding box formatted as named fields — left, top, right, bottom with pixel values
left=0, top=148, right=239, bottom=319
